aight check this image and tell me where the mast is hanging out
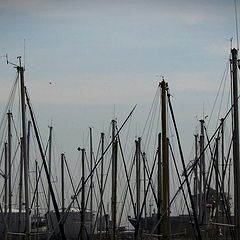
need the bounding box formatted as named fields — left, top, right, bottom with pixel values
left=89, top=127, right=93, bottom=236
left=48, top=126, right=53, bottom=215
left=231, top=48, right=240, bottom=239
left=100, top=132, right=105, bottom=240
left=220, top=118, right=225, bottom=227
left=215, top=137, right=219, bottom=239
left=18, top=138, right=23, bottom=232
left=135, top=137, right=141, bottom=239
left=35, top=160, right=39, bottom=234
left=61, top=153, right=65, bottom=213
left=4, top=142, right=7, bottom=239
left=111, top=119, right=117, bottom=240
left=199, top=119, right=207, bottom=228
left=143, top=152, right=147, bottom=230
left=80, top=148, right=85, bottom=240
left=18, top=60, right=30, bottom=239
left=160, top=80, right=170, bottom=239
left=157, top=132, right=162, bottom=237
left=7, top=112, right=12, bottom=217
left=194, top=134, right=198, bottom=217
left=4, top=142, right=7, bottom=215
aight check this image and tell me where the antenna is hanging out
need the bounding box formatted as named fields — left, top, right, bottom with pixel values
left=235, top=0, right=239, bottom=50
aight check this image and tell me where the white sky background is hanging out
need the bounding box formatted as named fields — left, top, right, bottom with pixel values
left=0, top=1, right=237, bottom=177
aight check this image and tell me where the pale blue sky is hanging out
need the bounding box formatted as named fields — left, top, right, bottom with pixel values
left=0, top=0, right=236, bottom=157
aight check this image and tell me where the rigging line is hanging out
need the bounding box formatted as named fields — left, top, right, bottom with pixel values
left=217, top=62, right=230, bottom=124
left=0, top=72, right=18, bottom=144
left=30, top=142, right=51, bottom=209
left=141, top=85, right=159, bottom=139
left=91, top=153, right=112, bottom=238
left=207, top=59, right=230, bottom=128
left=117, top=134, right=137, bottom=220
left=63, top=156, right=82, bottom=217
left=140, top=151, right=158, bottom=206
left=135, top=151, right=158, bottom=238
left=167, top=93, right=201, bottom=240
left=235, top=0, right=239, bottom=50
left=169, top=142, right=196, bottom=240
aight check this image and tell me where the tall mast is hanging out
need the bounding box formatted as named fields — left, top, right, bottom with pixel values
left=35, top=160, right=39, bottom=234
left=89, top=127, right=93, bottom=236
left=4, top=142, right=7, bottom=215
left=220, top=118, right=225, bottom=226
left=4, top=142, right=7, bottom=238
left=157, top=132, right=162, bottom=236
left=80, top=148, right=85, bottom=239
left=194, top=134, right=198, bottom=217
left=111, top=119, right=117, bottom=240
left=48, top=126, right=53, bottom=215
left=199, top=119, right=206, bottom=227
left=7, top=112, right=12, bottom=217
left=100, top=132, right=105, bottom=240
left=61, top=153, right=65, bottom=213
left=135, top=137, right=141, bottom=239
left=18, top=138, right=23, bottom=231
left=160, top=80, right=170, bottom=239
left=215, top=137, right=220, bottom=239
left=231, top=48, right=240, bottom=239
left=18, top=59, right=30, bottom=239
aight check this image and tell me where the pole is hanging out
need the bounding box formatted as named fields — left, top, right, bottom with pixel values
left=111, top=120, right=117, bottom=240
left=35, top=160, right=39, bottom=234
left=80, top=149, right=85, bottom=240
left=157, top=133, right=162, bottom=237
left=18, top=64, right=30, bottom=240
left=100, top=132, right=104, bottom=240
left=7, top=112, right=12, bottom=217
left=89, top=128, right=93, bottom=236
left=135, top=137, right=141, bottom=239
left=231, top=48, right=240, bottom=239
left=61, top=153, right=65, bottom=213
left=48, top=126, right=53, bottom=215
left=161, top=80, right=170, bottom=239
left=4, top=142, right=8, bottom=239
left=215, top=137, right=220, bottom=239
left=4, top=142, right=7, bottom=215
left=194, top=134, right=198, bottom=217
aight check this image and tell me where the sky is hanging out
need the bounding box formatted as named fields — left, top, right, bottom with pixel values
left=0, top=0, right=238, bottom=216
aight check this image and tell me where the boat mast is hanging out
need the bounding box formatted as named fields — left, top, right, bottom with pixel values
left=18, top=58, right=30, bottom=240
left=80, top=148, right=86, bottom=239
left=61, top=153, right=65, bottom=213
left=199, top=119, right=206, bottom=228
left=100, top=132, right=105, bottom=240
left=135, top=137, right=141, bottom=239
left=111, top=119, right=117, bottom=240
left=231, top=48, right=240, bottom=239
left=160, top=80, right=170, bottom=239
left=48, top=126, right=53, bottom=215
left=194, top=134, right=198, bottom=217
left=89, top=127, right=93, bottom=236
left=35, top=160, right=39, bottom=234
left=157, top=132, right=162, bottom=237
left=4, top=142, right=7, bottom=215
left=4, top=142, right=8, bottom=239
left=7, top=112, right=12, bottom=218
left=215, top=137, right=220, bottom=238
